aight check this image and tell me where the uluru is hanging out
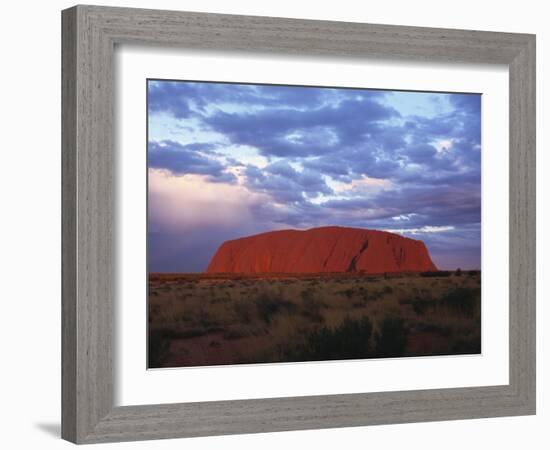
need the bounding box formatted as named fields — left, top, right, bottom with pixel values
left=207, top=226, right=437, bottom=274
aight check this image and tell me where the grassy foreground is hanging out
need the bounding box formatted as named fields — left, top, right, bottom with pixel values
left=148, top=271, right=481, bottom=368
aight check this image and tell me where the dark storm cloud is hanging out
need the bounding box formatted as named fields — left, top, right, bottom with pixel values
left=148, top=81, right=193, bottom=118
left=203, top=97, right=399, bottom=158
left=148, top=140, right=236, bottom=182
left=302, top=157, right=352, bottom=181
left=245, top=161, right=333, bottom=203
left=298, top=94, right=480, bottom=185
left=148, top=81, right=268, bottom=118
left=147, top=80, right=373, bottom=119
left=449, top=93, right=482, bottom=113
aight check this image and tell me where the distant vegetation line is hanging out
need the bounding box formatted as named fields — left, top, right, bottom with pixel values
left=149, top=270, right=481, bottom=281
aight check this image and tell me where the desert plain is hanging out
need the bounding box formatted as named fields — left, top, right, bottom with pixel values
left=148, top=270, right=481, bottom=368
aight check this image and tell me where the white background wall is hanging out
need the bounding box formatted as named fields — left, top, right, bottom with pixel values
left=0, top=0, right=546, bottom=448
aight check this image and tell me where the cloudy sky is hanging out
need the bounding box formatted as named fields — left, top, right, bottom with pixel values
left=147, top=80, right=481, bottom=272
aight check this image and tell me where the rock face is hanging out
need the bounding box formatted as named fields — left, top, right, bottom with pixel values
left=207, top=226, right=437, bottom=274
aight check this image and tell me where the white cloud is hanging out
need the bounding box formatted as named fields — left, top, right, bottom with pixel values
left=148, top=169, right=269, bottom=231
left=149, top=113, right=226, bottom=145
left=384, top=225, right=455, bottom=235
left=432, top=138, right=457, bottom=153
left=392, top=213, right=418, bottom=221
left=329, top=175, right=392, bottom=194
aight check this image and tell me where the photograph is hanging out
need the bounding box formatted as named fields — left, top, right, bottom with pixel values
left=147, top=79, right=482, bottom=368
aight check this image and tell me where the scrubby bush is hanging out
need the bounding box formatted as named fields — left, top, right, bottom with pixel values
left=412, top=299, right=436, bottom=315
left=450, top=335, right=481, bottom=354
left=223, top=329, right=246, bottom=340
left=286, top=317, right=374, bottom=361
left=439, top=287, right=479, bottom=318
left=148, top=330, right=170, bottom=368
left=300, top=291, right=325, bottom=323
left=233, top=301, right=252, bottom=324
left=255, top=292, right=296, bottom=323
left=341, top=288, right=355, bottom=299
left=374, top=316, right=409, bottom=357
left=420, top=271, right=452, bottom=278
left=381, top=286, right=394, bottom=295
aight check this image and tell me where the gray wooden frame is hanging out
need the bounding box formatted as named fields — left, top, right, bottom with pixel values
left=62, top=4, right=536, bottom=444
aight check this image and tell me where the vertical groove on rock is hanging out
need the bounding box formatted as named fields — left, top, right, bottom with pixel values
left=322, top=234, right=342, bottom=268
left=346, top=239, right=369, bottom=273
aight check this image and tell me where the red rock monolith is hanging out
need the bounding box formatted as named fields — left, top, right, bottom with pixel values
left=207, top=226, right=437, bottom=274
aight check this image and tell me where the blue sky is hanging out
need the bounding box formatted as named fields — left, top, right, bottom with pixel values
left=147, top=80, right=481, bottom=272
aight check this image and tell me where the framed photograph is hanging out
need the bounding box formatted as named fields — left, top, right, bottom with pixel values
left=62, top=5, right=536, bottom=444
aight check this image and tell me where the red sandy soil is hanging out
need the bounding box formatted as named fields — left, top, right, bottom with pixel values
left=167, top=330, right=451, bottom=366
left=148, top=271, right=481, bottom=368
left=166, top=331, right=274, bottom=367
left=407, top=331, right=449, bottom=355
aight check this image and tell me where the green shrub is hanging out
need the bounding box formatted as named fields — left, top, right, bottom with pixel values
left=411, top=299, right=436, bottom=315
left=420, top=271, right=452, bottom=278
left=439, top=287, right=479, bottom=318
left=233, top=301, right=252, bottom=324
left=339, top=288, right=355, bottom=299
left=223, top=329, right=246, bottom=340
left=148, top=330, right=170, bottom=368
left=301, top=293, right=325, bottom=323
left=286, top=317, right=374, bottom=361
left=381, top=286, right=394, bottom=295
left=255, top=292, right=296, bottom=323
left=374, top=317, right=409, bottom=357
left=450, top=335, right=481, bottom=354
